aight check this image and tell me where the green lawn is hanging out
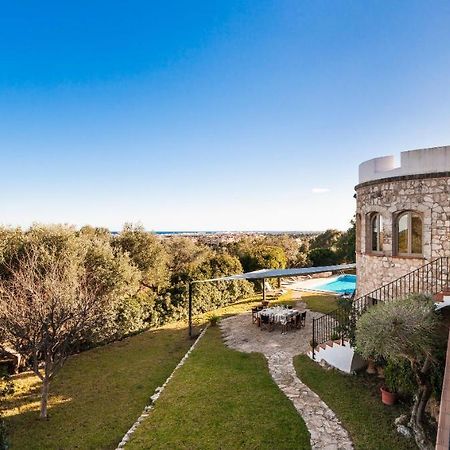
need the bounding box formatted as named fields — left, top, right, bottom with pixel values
left=294, top=355, right=417, bottom=450
left=2, top=289, right=335, bottom=450
left=202, top=290, right=337, bottom=318
left=298, top=292, right=339, bottom=314
left=127, top=326, right=311, bottom=450
left=3, top=322, right=193, bottom=450
left=269, top=290, right=338, bottom=314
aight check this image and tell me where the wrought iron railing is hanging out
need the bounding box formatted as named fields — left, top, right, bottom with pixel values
left=311, top=257, right=450, bottom=359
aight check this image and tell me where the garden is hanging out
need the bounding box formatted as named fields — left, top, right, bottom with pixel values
left=2, top=290, right=434, bottom=449
left=0, top=223, right=445, bottom=450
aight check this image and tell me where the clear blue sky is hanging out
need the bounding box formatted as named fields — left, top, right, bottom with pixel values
left=2, top=1, right=450, bottom=231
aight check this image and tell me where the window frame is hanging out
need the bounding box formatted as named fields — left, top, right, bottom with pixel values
left=394, top=211, right=423, bottom=257
left=368, top=212, right=383, bottom=254
left=355, top=213, right=361, bottom=253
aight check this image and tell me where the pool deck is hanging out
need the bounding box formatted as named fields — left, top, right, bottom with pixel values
left=281, top=275, right=341, bottom=294
left=282, top=274, right=356, bottom=295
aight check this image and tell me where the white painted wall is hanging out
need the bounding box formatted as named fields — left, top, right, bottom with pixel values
left=436, top=296, right=450, bottom=311
left=310, top=342, right=366, bottom=373
left=359, top=145, right=450, bottom=183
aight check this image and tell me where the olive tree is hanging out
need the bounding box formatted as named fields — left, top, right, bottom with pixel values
left=113, top=223, right=170, bottom=292
left=309, top=229, right=342, bottom=251
left=0, top=226, right=139, bottom=419
left=356, top=294, right=441, bottom=450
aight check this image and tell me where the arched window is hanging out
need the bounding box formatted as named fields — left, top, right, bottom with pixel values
left=369, top=213, right=383, bottom=253
left=395, top=211, right=423, bottom=256
left=355, top=213, right=361, bottom=253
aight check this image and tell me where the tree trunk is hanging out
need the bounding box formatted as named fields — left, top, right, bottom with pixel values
left=40, top=377, right=50, bottom=419
left=409, top=386, right=433, bottom=450
left=409, top=358, right=433, bottom=450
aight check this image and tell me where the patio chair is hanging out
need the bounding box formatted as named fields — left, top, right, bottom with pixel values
left=260, top=314, right=274, bottom=332
left=286, top=313, right=297, bottom=331
left=292, top=312, right=303, bottom=329
left=300, top=311, right=306, bottom=327
left=339, top=290, right=356, bottom=301
left=281, top=318, right=290, bottom=334
left=251, top=307, right=262, bottom=324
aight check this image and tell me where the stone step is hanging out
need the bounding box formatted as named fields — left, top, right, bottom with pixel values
left=434, top=291, right=450, bottom=302
left=315, top=339, right=348, bottom=353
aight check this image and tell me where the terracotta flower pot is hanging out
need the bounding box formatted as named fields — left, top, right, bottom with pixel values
left=366, top=359, right=377, bottom=375
left=380, top=387, right=398, bottom=405
left=377, top=366, right=385, bottom=379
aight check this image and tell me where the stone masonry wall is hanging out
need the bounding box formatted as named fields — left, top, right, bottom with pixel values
left=355, top=174, right=450, bottom=296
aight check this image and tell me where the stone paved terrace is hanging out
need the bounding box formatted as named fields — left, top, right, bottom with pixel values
left=220, top=298, right=354, bottom=450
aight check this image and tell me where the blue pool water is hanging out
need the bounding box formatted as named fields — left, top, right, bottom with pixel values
left=313, top=274, right=357, bottom=294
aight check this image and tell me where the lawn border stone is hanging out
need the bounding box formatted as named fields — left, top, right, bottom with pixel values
left=116, top=325, right=210, bottom=449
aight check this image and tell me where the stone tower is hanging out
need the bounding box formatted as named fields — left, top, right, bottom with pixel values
left=355, top=146, right=450, bottom=295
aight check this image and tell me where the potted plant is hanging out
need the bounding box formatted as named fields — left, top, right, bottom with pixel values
left=366, top=357, right=377, bottom=375
left=377, top=365, right=385, bottom=379
left=380, top=385, right=398, bottom=405
left=355, top=294, right=441, bottom=448
left=375, top=357, right=386, bottom=379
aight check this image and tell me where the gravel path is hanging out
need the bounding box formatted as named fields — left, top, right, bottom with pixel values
left=220, top=299, right=353, bottom=450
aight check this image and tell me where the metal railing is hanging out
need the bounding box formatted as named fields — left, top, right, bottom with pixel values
left=311, top=257, right=450, bottom=359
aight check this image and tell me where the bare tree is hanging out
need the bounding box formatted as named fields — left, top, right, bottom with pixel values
left=0, top=246, right=114, bottom=419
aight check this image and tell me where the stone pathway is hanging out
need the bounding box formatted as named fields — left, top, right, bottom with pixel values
left=220, top=300, right=353, bottom=450
left=268, top=351, right=352, bottom=450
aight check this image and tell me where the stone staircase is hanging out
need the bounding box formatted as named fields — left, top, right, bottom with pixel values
left=307, top=339, right=366, bottom=373
left=309, top=257, right=450, bottom=373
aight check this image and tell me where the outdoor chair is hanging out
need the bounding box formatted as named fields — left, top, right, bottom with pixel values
left=251, top=307, right=262, bottom=324
left=260, top=314, right=274, bottom=331
left=292, top=312, right=304, bottom=329
left=298, top=311, right=306, bottom=328
left=339, top=290, right=356, bottom=301
left=300, top=311, right=306, bottom=327
left=286, top=313, right=297, bottom=331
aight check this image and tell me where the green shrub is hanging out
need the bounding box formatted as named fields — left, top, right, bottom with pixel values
left=355, top=294, right=441, bottom=449
left=209, top=315, right=219, bottom=327
left=430, top=342, right=447, bottom=400
left=384, top=360, right=416, bottom=396
left=308, top=247, right=339, bottom=266
left=330, top=332, right=340, bottom=341
left=337, top=297, right=353, bottom=311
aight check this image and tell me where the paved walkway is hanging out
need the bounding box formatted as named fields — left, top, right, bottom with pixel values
left=220, top=300, right=353, bottom=450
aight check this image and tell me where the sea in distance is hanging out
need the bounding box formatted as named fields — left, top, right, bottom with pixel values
left=112, top=230, right=319, bottom=236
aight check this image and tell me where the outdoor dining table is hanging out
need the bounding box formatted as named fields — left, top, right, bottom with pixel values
left=257, top=306, right=299, bottom=326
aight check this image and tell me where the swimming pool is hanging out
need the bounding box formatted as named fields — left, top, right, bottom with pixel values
left=313, top=274, right=357, bottom=295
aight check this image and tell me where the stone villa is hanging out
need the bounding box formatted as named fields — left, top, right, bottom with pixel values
left=355, top=145, right=450, bottom=295
left=313, top=145, right=450, bottom=449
